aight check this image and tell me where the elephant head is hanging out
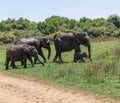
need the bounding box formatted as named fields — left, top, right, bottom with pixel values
left=39, top=37, right=51, bottom=60
left=74, top=32, right=91, bottom=60
left=22, top=44, right=44, bottom=66
left=24, top=45, right=38, bottom=57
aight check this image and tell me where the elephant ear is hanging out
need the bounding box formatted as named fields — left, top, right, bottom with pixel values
left=73, top=32, right=87, bottom=44
left=24, top=47, right=33, bottom=56
left=73, top=32, right=81, bottom=44
left=80, top=32, right=90, bottom=40
left=77, top=32, right=86, bottom=39
left=40, top=38, right=47, bottom=46
left=25, top=46, right=38, bottom=56
left=24, top=47, right=30, bottom=54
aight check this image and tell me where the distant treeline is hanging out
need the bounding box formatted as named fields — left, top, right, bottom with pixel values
left=0, top=14, right=120, bottom=44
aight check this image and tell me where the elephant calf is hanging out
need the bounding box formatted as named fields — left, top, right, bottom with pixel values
left=5, top=44, right=44, bottom=70
left=73, top=52, right=88, bottom=63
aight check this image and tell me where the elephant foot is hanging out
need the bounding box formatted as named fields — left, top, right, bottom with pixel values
left=53, top=58, right=57, bottom=63
left=12, top=66, right=16, bottom=69
left=24, top=65, right=27, bottom=68
left=6, top=67, right=9, bottom=70
left=73, top=59, right=77, bottom=62
left=58, top=59, right=63, bottom=64
left=89, top=58, right=92, bottom=61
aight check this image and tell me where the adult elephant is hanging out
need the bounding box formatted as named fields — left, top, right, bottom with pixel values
left=5, top=44, right=44, bottom=70
left=53, top=31, right=91, bottom=63
left=14, top=36, right=51, bottom=63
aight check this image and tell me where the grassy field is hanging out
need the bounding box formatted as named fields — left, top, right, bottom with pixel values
left=0, top=40, right=120, bottom=100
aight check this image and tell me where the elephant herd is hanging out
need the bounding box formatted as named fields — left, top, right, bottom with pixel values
left=5, top=31, right=91, bottom=70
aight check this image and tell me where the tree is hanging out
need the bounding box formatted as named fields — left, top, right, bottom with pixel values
left=0, top=23, right=11, bottom=31
left=16, top=17, right=30, bottom=30
left=79, top=17, right=92, bottom=31
left=45, top=16, right=68, bottom=31
left=37, top=22, right=55, bottom=35
left=107, top=14, right=120, bottom=28
left=92, top=18, right=106, bottom=27
left=68, top=19, right=78, bottom=29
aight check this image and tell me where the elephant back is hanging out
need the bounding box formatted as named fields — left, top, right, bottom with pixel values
left=6, top=45, right=24, bottom=61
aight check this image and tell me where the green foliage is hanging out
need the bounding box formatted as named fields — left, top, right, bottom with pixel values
left=79, top=17, right=92, bottom=29
left=88, top=27, right=105, bottom=37
left=107, top=14, right=120, bottom=28
left=13, top=30, right=43, bottom=38
left=37, top=22, right=55, bottom=35
left=0, top=22, right=11, bottom=31
left=1, top=14, right=120, bottom=42
left=0, top=32, right=16, bottom=43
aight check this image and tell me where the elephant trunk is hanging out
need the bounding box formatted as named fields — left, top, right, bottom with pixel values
left=88, top=44, right=92, bottom=61
left=47, top=46, right=51, bottom=60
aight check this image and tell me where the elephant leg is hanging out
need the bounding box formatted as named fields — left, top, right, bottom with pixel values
left=11, top=61, right=16, bottom=68
left=53, top=53, right=58, bottom=62
left=10, top=61, right=16, bottom=67
left=6, top=62, right=9, bottom=70
left=39, top=51, right=46, bottom=63
left=10, top=62, right=12, bottom=67
left=34, top=56, right=44, bottom=66
left=73, top=52, right=78, bottom=62
left=6, top=63, right=9, bottom=70
left=5, top=58, right=11, bottom=70
left=58, top=53, right=63, bottom=63
left=34, top=57, right=37, bottom=64
left=73, top=54, right=77, bottom=62
left=23, top=58, right=27, bottom=68
left=37, top=57, right=44, bottom=66
left=73, top=57, right=77, bottom=62
left=27, top=56, right=34, bottom=67
left=21, top=60, right=24, bottom=66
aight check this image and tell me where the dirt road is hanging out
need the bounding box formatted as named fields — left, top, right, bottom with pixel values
left=0, top=73, right=118, bottom=103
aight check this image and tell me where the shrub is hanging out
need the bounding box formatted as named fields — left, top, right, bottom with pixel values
left=0, top=32, right=16, bottom=43
left=13, top=30, right=43, bottom=38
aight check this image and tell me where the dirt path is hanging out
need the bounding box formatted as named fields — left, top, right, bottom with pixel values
left=0, top=73, right=118, bottom=103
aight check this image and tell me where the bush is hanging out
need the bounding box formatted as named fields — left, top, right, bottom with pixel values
left=13, top=30, right=43, bottom=38
left=0, top=32, right=16, bottom=44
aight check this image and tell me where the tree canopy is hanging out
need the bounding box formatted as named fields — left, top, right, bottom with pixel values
left=0, top=15, right=120, bottom=43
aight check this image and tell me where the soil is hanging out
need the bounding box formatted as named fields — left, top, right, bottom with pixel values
left=0, top=73, right=119, bottom=103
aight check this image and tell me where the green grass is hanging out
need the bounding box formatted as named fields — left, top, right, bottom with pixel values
left=0, top=40, right=120, bottom=100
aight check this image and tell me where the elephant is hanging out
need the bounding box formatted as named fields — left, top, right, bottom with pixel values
left=53, top=31, right=91, bottom=63
left=73, top=51, right=88, bottom=63
left=14, top=36, right=51, bottom=63
left=5, top=44, right=44, bottom=70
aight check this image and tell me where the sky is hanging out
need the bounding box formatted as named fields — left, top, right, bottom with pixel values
left=0, top=0, right=120, bottom=22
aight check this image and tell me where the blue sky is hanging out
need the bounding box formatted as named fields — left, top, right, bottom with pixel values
left=0, top=0, right=120, bottom=22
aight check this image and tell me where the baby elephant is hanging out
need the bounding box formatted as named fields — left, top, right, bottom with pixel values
left=73, top=52, right=88, bottom=63
left=5, top=44, right=44, bottom=70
